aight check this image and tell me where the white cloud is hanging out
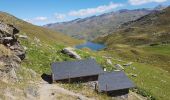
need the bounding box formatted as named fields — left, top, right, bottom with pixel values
left=129, top=0, right=167, bottom=5
left=54, top=13, right=66, bottom=20
left=68, top=2, right=124, bottom=16
left=24, top=16, right=48, bottom=23
left=34, top=17, right=48, bottom=21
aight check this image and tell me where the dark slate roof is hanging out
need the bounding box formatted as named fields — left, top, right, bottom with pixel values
left=51, top=59, right=104, bottom=80
left=98, top=71, right=135, bottom=92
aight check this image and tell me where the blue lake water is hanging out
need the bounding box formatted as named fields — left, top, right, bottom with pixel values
left=76, top=42, right=105, bottom=51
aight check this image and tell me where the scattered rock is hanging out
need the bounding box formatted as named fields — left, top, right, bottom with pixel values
left=34, top=37, right=40, bottom=43
left=161, top=80, right=166, bottom=83
left=3, top=37, right=13, bottom=40
left=102, top=56, right=112, bottom=59
left=61, top=47, right=81, bottom=59
left=114, top=64, right=124, bottom=70
left=83, top=81, right=98, bottom=90
left=132, top=67, right=136, bottom=70
left=130, top=73, right=137, bottom=77
left=23, top=46, right=28, bottom=50
left=103, top=68, right=107, bottom=71
left=106, top=59, right=112, bottom=65
left=15, top=34, right=28, bottom=39
left=123, top=62, right=133, bottom=67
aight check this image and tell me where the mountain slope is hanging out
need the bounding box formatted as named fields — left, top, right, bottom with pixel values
left=0, top=11, right=170, bottom=100
left=0, top=11, right=81, bottom=46
left=95, top=7, right=170, bottom=100
left=44, top=9, right=153, bottom=40
left=95, top=6, right=170, bottom=46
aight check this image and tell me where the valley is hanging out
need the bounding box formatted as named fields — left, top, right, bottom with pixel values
left=0, top=2, right=170, bottom=100
left=44, top=8, right=155, bottom=40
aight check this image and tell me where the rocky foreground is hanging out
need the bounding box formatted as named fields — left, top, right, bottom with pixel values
left=0, top=21, right=25, bottom=83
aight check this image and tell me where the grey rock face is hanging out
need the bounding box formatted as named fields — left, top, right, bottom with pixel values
left=0, top=22, right=19, bottom=37
left=0, top=22, right=26, bottom=83
left=0, top=21, right=25, bottom=60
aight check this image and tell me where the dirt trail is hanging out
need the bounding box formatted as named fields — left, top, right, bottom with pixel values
left=38, top=81, right=94, bottom=100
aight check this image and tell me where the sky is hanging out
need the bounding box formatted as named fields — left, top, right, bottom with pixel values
left=0, top=0, right=170, bottom=25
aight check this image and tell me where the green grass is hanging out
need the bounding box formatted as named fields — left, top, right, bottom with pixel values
left=18, top=37, right=170, bottom=100
left=94, top=44, right=170, bottom=100
left=95, top=49, right=170, bottom=100
left=21, top=39, right=75, bottom=74
left=125, top=62, right=170, bottom=100
left=143, top=44, right=170, bottom=56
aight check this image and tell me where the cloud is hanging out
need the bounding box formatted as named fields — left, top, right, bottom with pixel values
left=24, top=16, right=48, bottom=23
left=54, top=13, right=66, bottom=20
left=129, top=0, right=167, bottom=5
left=34, top=17, right=48, bottom=21
left=68, top=2, right=124, bottom=16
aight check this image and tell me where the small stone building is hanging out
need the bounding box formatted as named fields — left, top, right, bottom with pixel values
left=51, top=59, right=104, bottom=83
left=98, top=71, right=135, bottom=96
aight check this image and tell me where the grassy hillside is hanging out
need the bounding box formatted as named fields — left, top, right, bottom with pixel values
left=95, top=7, right=170, bottom=46
left=94, top=50, right=170, bottom=100
left=94, top=6, right=170, bottom=100
left=94, top=7, right=170, bottom=72
left=0, top=11, right=82, bottom=46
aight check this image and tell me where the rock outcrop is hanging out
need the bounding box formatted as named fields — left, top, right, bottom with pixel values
left=0, top=21, right=26, bottom=83
left=0, top=21, right=25, bottom=60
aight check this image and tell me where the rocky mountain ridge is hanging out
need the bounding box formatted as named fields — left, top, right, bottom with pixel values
left=44, top=7, right=164, bottom=40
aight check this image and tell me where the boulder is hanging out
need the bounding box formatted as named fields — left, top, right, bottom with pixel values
left=61, top=47, right=81, bottom=59
left=123, top=62, right=133, bottom=67
left=131, top=73, right=137, bottom=77
left=3, top=37, right=13, bottom=40
left=106, top=59, right=112, bottom=65
left=15, top=34, right=28, bottom=39
left=114, top=64, right=124, bottom=70
left=0, top=22, right=19, bottom=36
